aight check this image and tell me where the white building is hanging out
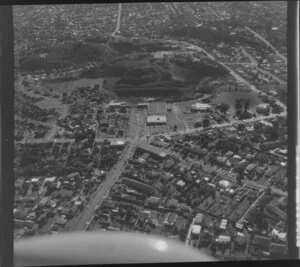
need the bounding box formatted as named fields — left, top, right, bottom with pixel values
left=215, top=235, right=231, bottom=243
left=146, top=115, right=167, bottom=125
left=176, top=180, right=186, bottom=188
left=220, top=219, right=228, bottom=230
left=110, top=139, right=125, bottom=148
left=218, top=180, right=231, bottom=188
left=191, top=225, right=201, bottom=236
left=191, top=103, right=211, bottom=112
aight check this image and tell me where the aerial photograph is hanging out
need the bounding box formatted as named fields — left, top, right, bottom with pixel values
left=13, top=2, right=288, bottom=261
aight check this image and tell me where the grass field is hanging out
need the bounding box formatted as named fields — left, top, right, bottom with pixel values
left=36, top=97, right=64, bottom=111
left=42, top=78, right=104, bottom=93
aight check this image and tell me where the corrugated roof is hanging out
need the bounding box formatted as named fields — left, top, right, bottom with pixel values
left=138, top=143, right=168, bottom=158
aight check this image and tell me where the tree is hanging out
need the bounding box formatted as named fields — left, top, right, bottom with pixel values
left=173, top=125, right=178, bottom=131
left=120, top=107, right=127, bottom=113
left=237, top=123, right=245, bottom=132
left=244, top=99, right=250, bottom=110
left=194, top=121, right=202, bottom=128
left=267, top=127, right=279, bottom=141
left=203, top=119, right=210, bottom=128
left=218, top=103, right=230, bottom=114
left=236, top=169, right=244, bottom=185
left=210, top=243, right=217, bottom=255
left=235, top=99, right=243, bottom=111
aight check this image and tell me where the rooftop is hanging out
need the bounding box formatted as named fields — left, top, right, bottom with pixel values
left=146, top=115, right=167, bottom=124
left=138, top=143, right=168, bottom=158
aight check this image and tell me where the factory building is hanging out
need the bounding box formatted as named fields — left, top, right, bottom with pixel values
left=146, top=115, right=167, bottom=125
left=191, top=103, right=211, bottom=112
left=147, top=102, right=167, bottom=125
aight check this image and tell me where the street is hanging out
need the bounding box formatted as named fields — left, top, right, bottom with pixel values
left=244, top=27, right=287, bottom=64
left=71, top=141, right=137, bottom=231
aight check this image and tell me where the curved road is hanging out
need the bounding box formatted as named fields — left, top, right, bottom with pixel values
left=72, top=141, right=137, bottom=231
left=112, top=3, right=122, bottom=37
left=244, top=26, right=287, bottom=64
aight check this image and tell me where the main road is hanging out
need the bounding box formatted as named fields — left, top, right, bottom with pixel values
left=16, top=110, right=286, bottom=145
left=244, top=26, right=287, bottom=64
left=71, top=141, right=137, bottom=231
left=111, top=3, right=122, bottom=37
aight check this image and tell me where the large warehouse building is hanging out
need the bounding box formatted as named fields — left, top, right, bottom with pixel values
left=147, top=102, right=167, bottom=125
left=147, top=115, right=167, bottom=125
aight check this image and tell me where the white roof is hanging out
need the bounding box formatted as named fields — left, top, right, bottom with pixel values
left=176, top=180, right=186, bottom=187
left=257, top=103, right=270, bottom=109
left=191, top=225, right=201, bottom=235
left=137, top=102, right=149, bottom=106
left=45, top=177, right=56, bottom=182
left=219, top=180, right=230, bottom=188
left=110, top=140, right=125, bottom=145
left=191, top=103, right=211, bottom=110
left=147, top=115, right=167, bottom=123
left=216, top=235, right=231, bottom=243
left=278, top=232, right=287, bottom=241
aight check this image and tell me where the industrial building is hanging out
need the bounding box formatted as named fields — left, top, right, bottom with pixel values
left=191, top=103, right=211, bottom=112
left=137, top=143, right=168, bottom=158
left=120, top=177, right=154, bottom=194
left=109, top=139, right=126, bottom=148
left=146, top=102, right=167, bottom=125
left=108, top=101, right=127, bottom=108
left=146, top=115, right=167, bottom=125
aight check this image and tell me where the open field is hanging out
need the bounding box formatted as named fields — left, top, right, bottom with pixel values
left=42, top=78, right=104, bottom=93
